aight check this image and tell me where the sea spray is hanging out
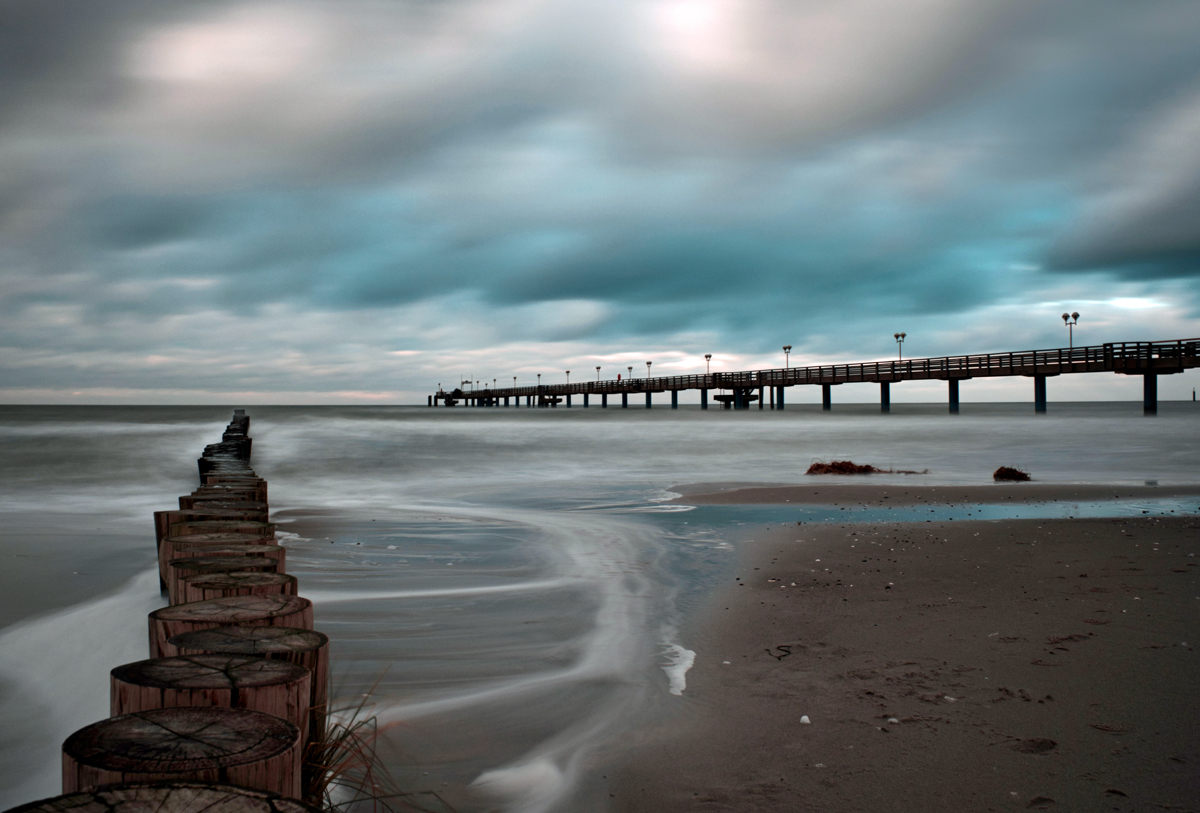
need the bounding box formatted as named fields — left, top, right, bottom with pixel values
left=0, top=569, right=165, bottom=809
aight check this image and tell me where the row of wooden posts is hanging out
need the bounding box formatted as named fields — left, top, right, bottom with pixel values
left=6, top=411, right=334, bottom=813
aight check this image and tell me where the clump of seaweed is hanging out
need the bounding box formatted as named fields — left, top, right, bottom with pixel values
left=304, top=678, right=451, bottom=813
left=805, top=460, right=930, bottom=475
left=806, top=460, right=884, bottom=475
left=993, top=466, right=1031, bottom=482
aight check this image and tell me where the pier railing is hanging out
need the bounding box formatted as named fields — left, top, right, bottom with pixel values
left=439, top=338, right=1200, bottom=401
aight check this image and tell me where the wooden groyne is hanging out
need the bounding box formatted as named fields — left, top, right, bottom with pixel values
left=433, top=336, right=1200, bottom=414
left=3, top=411, right=334, bottom=813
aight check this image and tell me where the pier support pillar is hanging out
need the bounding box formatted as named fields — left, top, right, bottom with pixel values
left=602, top=393, right=607, bottom=408
left=881, top=382, right=890, bottom=413
left=758, top=386, right=764, bottom=409
left=777, top=386, right=785, bottom=410
left=1034, top=375, right=1046, bottom=414
left=428, top=395, right=432, bottom=406
left=504, top=397, right=509, bottom=406
left=646, top=391, right=652, bottom=409
left=822, top=384, right=832, bottom=411
left=583, top=393, right=589, bottom=408
left=948, top=379, right=960, bottom=414
left=1144, top=373, right=1158, bottom=415
left=701, top=389, right=708, bottom=410
left=769, top=387, right=775, bottom=409
left=622, top=392, right=628, bottom=408
left=566, top=394, right=572, bottom=408
left=671, top=391, right=678, bottom=409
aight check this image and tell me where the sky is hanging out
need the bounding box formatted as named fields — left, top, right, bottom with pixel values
left=2, top=0, right=1199, bottom=404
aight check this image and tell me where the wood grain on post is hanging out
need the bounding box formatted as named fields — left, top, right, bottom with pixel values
left=4, top=781, right=321, bottom=813
left=168, top=520, right=275, bottom=539
left=156, top=510, right=270, bottom=544
left=111, top=654, right=311, bottom=741
left=175, top=543, right=286, bottom=570
left=150, top=595, right=313, bottom=658
left=168, top=556, right=279, bottom=605
left=179, top=571, right=298, bottom=604
left=158, top=533, right=275, bottom=585
left=62, top=707, right=301, bottom=797
left=168, top=627, right=330, bottom=744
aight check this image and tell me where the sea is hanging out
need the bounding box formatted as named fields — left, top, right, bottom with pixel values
left=1, top=402, right=1197, bottom=812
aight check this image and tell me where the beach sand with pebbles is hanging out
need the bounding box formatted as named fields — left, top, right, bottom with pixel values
left=612, top=484, right=1200, bottom=812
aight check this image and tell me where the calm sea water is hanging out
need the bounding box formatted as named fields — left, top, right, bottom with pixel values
left=0, top=402, right=1197, bottom=811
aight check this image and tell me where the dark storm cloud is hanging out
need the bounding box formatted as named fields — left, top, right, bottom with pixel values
left=2, top=0, right=1200, bottom=400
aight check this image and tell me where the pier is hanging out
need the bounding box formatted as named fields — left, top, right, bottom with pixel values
left=431, top=338, right=1199, bottom=415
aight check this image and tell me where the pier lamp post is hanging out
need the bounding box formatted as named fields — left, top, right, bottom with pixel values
left=705, top=354, right=712, bottom=374
left=596, top=366, right=601, bottom=381
left=1062, top=312, right=1079, bottom=348
left=537, top=373, right=541, bottom=386
left=566, top=370, right=570, bottom=385
left=513, top=376, right=517, bottom=388
left=894, top=333, right=906, bottom=361
left=646, top=361, right=652, bottom=378
left=628, top=366, right=632, bottom=380
left=783, top=345, right=791, bottom=368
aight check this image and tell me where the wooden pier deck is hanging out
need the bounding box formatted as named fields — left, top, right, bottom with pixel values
left=431, top=337, right=1200, bottom=414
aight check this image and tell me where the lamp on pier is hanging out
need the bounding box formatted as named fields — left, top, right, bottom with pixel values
left=646, top=361, right=652, bottom=378
left=537, top=373, right=541, bottom=387
left=628, top=366, right=633, bottom=380
left=566, top=370, right=570, bottom=385
left=894, top=333, right=906, bottom=361
left=1062, top=312, right=1079, bottom=348
left=513, top=376, right=517, bottom=388
left=596, top=366, right=601, bottom=381
left=705, top=354, right=712, bottom=374
left=783, top=345, right=792, bottom=369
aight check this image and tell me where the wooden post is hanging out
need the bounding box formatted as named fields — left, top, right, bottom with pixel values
left=948, top=379, right=960, bottom=414
left=180, top=571, right=298, bottom=605
left=169, top=520, right=275, bottom=539
left=700, top=388, right=708, bottom=410
left=7, top=780, right=322, bottom=813
left=777, top=386, right=784, bottom=410
left=168, top=556, right=280, bottom=605
left=671, top=390, right=678, bottom=409
left=1034, top=374, right=1047, bottom=414
left=880, top=381, right=890, bottom=413
left=150, top=595, right=314, bottom=658
left=1144, top=373, right=1158, bottom=415
left=822, top=384, right=832, bottom=411
left=169, top=627, right=330, bottom=747
left=173, top=543, right=286, bottom=572
left=159, top=533, right=275, bottom=586
left=111, top=654, right=311, bottom=742
left=62, top=707, right=301, bottom=797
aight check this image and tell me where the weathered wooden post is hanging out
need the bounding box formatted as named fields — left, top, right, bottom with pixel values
left=169, top=627, right=330, bottom=744
left=179, top=571, right=298, bottom=604
left=111, top=654, right=311, bottom=741
left=5, top=781, right=320, bottom=813
left=62, top=707, right=301, bottom=797
left=150, top=595, right=314, bottom=658
left=168, top=556, right=280, bottom=604
left=880, top=381, right=890, bottom=412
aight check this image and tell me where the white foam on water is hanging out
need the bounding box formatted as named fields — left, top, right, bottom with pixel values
left=470, top=756, right=568, bottom=813
left=0, top=569, right=164, bottom=809
left=661, top=641, right=697, bottom=696
left=304, top=578, right=571, bottom=603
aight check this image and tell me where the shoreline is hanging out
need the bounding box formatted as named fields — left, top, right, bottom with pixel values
left=612, top=489, right=1200, bottom=811
left=668, top=480, right=1200, bottom=507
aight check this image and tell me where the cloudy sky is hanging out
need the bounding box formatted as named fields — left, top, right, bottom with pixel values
left=3, top=0, right=1199, bottom=403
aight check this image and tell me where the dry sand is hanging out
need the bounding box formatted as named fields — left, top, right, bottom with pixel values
left=612, top=487, right=1200, bottom=812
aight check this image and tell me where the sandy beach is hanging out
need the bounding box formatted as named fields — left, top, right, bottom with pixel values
left=613, top=484, right=1200, bottom=812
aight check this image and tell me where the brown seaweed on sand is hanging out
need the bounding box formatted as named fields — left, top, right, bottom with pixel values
left=994, top=466, right=1031, bottom=482
left=806, top=460, right=884, bottom=475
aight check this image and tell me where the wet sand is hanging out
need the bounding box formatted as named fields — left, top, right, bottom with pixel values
left=669, top=480, right=1200, bottom=506
left=613, top=487, right=1200, bottom=812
